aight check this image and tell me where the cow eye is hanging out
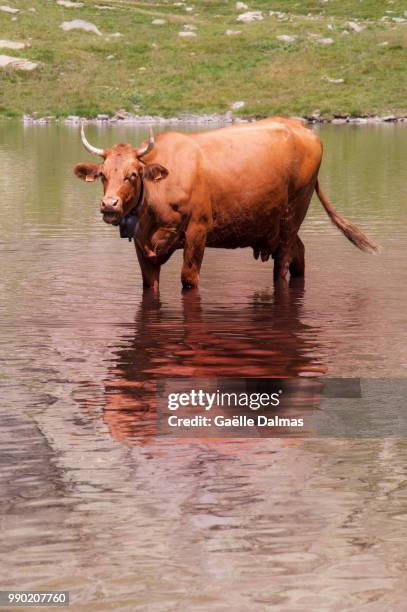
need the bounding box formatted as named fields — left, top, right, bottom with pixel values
left=125, top=173, right=138, bottom=182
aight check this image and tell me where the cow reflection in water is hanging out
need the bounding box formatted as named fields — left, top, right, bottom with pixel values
left=97, top=280, right=327, bottom=445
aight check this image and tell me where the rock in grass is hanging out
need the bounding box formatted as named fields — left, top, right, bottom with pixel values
left=276, top=34, right=298, bottom=43
left=346, top=21, right=364, bottom=33
left=324, top=76, right=344, bottom=84
left=152, top=19, right=167, bottom=25
left=231, top=101, right=245, bottom=110
left=236, top=11, right=263, bottom=23
left=226, top=29, right=242, bottom=36
left=269, top=11, right=287, bottom=20
left=0, top=5, right=19, bottom=13
left=60, top=20, right=102, bottom=35
left=236, top=2, right=248, bottom=9
left=317, top=37, right=334, bottom=45
left=57, top=1, right=84, bottom=7
left=179, top=31, right=197, bottom=37
left=0, top=39, right=26, bottom=49
left=0, top=54, right=38, bottom=71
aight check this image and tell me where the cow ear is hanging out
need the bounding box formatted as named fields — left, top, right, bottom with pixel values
left=142, top=164, right=169, bottom=182
left=74, top=163, right=101, bottom=182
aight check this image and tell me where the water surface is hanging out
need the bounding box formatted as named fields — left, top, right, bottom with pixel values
left=0, top=122, right=407, bottom=611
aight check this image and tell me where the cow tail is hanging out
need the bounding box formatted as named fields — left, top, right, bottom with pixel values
left=315, top=180, right=380, bottom=254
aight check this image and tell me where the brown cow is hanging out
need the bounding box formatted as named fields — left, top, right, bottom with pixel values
left=74, top=117, right=378, bottom=291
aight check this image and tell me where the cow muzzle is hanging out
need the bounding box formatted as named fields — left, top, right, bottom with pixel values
left=100, top=196, right=123, bottom=225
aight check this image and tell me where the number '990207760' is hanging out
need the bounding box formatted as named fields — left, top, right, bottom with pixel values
left=0, top=591, right=69, bottom=607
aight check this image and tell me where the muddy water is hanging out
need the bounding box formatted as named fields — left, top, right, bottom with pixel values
left=0, top=122, right=407, bottom=611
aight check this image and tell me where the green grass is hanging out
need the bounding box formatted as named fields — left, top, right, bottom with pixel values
left=0, top=0, right=406, bottom=118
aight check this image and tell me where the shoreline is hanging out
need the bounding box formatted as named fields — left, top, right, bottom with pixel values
left=1, top=111, right=406, bottom=126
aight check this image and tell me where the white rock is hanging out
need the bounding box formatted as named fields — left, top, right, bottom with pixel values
left=0, top=5, right=19, bottom=13
left=236, top=11, right=263, bottom=23
left=95, top=4, right=116, bottom=8
left=152, top=18, right=166, bottom=25
left=29, top=7, right=36, bottom=11
left=106, top=54, right=114, bottom=59
left=0, top=39, right=26, bottom=49
left=231, top=101, right=245, bottom=110
left=0, top=54, right=38, bottom=71
left=346, top=21, right=364, bottom=33
left=378, top=41, right=389, bottom=46
left=269, top=11, right=286, bottom=19
left=349, top=117, right=368, bottom=124
left=183, top=24, right=197, bottom=30
left=392, top=17, right=406, bottom=22
left=236, top=1, right=248, bottom=9
left=405, top=10, right=407, bottom=17
left=276, top=34, right=298, bottom=43
left=108, top=32, right=122, bottom=38
left=185, top=6, right=193, bottom=11
left=178, top=31, right=197, bottom=37
left=57, top=1, right=84, bottom=7
left=317, top=37, right=334, bottom=45
left=226, top=29, right=242, bottom=36
left=60, top=20, right=102, bottom=35
left=325, top=77, right=344, bottom=84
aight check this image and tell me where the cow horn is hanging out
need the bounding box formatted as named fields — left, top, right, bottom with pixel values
left=136, top=127, right=155, bottom=158
left=80, top=122, right=105, bottom=157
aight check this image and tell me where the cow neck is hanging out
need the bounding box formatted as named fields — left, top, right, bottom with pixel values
left=130, top=177, right=145, bottom=215
left=119, top=178, right=145, bottom=241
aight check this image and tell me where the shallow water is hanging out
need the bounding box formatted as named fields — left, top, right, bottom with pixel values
left=1, top=122, right=407, bottom=611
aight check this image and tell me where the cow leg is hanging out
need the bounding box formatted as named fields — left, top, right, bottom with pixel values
left=181, top=222, right=207, bottom=289
left=274, top=236, right=305, bottom=282
left=289, top=236, right=305, bottom=278
left=135, top=243, right=160, bottom=291
left=273, top=242, right=291, bottom=282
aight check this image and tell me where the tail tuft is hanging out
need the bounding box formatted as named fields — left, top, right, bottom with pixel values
left=315, top=180, right=380, bottom=254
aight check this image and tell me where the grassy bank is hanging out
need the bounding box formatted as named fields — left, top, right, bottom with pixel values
left=0, top=0, right=406, bottom=118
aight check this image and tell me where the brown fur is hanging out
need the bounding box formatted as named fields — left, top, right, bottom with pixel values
left=74, top=116, right=379, bottom=291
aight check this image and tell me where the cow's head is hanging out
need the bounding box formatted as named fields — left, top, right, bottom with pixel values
left=74, top=124, right=169, bottom=225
